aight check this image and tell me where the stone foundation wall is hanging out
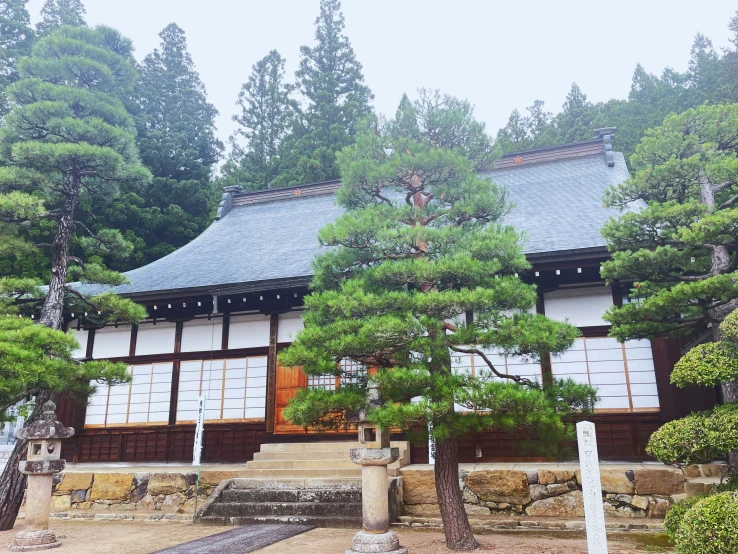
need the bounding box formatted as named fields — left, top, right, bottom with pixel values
left=401, top=463, right=726, bottom=520
left=48, top=470, right=239, bottom=515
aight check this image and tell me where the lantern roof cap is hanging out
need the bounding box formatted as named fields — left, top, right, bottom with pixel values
left=16, top=401, right=75, bottom=440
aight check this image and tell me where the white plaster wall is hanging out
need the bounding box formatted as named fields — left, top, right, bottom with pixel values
left=278, top=311, right=304, bottom=343
left=181, top=318, right=223, bottom=352
left=92, top=325, right=131, bottom=358
left=135, top=322, right=176, bottom=355
left=229, top=314, right=270, bottom=348
left=543, top=286, right=614, bottom=328
left=68, top=321, right=88, bottom=359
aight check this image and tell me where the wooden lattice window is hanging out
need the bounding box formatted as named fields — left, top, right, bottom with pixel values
left=307, top=359, right=367, bottom=390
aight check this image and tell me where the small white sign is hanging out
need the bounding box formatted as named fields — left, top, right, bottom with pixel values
left=577, top=421, right=608, bottom=554
left=192, top=395, right=207, bottom=466
left=428, top=422, right=436, bottom=465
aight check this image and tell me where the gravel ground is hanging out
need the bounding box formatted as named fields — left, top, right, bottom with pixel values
left=0, top=521, right=674, bottom=553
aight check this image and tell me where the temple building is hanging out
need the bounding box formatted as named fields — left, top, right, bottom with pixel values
left=58, top=130, right=717, bottom=465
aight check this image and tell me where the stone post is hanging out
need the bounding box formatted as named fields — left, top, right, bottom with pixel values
left=347, top=424, right=407, bottom=554
left=10, top=401, right=74, bottom=552
left=576, top=421, right=608, bottom=554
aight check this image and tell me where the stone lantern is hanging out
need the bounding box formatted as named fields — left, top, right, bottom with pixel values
left=10, top=400, right=74, bottom=552
left=347, top=379, right=407, bottom=554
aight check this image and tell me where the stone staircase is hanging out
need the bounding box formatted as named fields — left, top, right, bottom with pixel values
left=198, top=441, right=409, bottom=527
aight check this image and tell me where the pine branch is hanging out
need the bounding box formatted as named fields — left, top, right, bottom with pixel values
left=448, top=344, right=534, bottom=386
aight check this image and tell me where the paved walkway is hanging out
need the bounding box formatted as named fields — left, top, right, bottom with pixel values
left=151, top=524, right=313, bottom=554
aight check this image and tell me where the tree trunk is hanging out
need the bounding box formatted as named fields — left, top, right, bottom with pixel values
left=0, top=390, right=59, bottom=531
left=0, top=171, right=80, bottom=530
left=434, top=436, right=479, bottom=551
left=39, top=171, right=80, bottom=330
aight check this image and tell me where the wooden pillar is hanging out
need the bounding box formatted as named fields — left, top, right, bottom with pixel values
left=266, top=313, right=279, bottom=434
left=221, top=313, right=230, bottom=350
left=129, top=324, right=138, bottom=357
left=536, top=290, right=554, bottom=388
left=168, top=322, right=184, bottom=426
left=85, top=328, right=95, bottom=359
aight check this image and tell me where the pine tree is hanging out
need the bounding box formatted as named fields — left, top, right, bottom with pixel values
left=553, top=83, right=600, bottom=144
left=35, top=0, right=86, bottom=36
left=280, top=91, right=596, bottom=550
left=220, top=49, right=296, bottom=191
left=601, top=104, right=738, bottom=472
left=89, top=23, right=223, bottom=270
left=0, top=0, right=34, bottom=119
left=686, top=33, right=728, bottom=105
left=279, top=0, right=373, bottom=186
left=136, top=23, right=221, bottom=183
left=0, top=25, right=149, bottom=528
left=495, top=100, right=554, bottom=154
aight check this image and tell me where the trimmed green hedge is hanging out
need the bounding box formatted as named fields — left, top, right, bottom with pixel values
left=675, top=492, right=738, bottom=554
left=646, top=403, right=738, bottom=465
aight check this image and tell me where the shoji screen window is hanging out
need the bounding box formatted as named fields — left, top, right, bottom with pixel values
left=550, top=337, right=659, bottom=412
left=176, top=357, right=267, bottom=423
left=83, top=362, right=173, bottom=427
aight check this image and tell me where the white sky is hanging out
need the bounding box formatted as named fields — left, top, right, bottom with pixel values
left=26, top=0, right=738, bottom=148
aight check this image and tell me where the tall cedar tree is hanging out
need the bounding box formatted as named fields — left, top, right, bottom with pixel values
left=0, top=25, right=149, bottom=529
left=92, top=23, right=223, bottom=269
left=278, top=0, right=373, bottom=186
left=601, top=104, right=738, bottom=472
left=0, top=0, right=34, bottom=119
left=35, top=0, right=86, bottom=36
left=280, top=91, right=596, bottom=551
left=220, top=50, right=296, bottom=191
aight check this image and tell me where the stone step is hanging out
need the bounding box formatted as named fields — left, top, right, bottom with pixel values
left=259, top=441, right=408, bottom=453
left=199, top=515, right=361, bottom=529
left=253, top=450, right=355, bottom=461
left=229, top=478, right=362, bottom=490
left=245, top=459, right=359, bottom=470
left=220, top=488, right=362, bottom=504
left=237, top=468, right=362, bottom=479
left=209, top=501, right=362, bottom=518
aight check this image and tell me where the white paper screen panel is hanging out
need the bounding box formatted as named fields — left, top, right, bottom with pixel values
left=175, top=357, right=267, bottom=423
left=84, top=362, right=173, bottom=427
left=68, top=322, right=88, bottom=359
left=278, top=312, right=304, bottom=343
left=135, top=322, right=176, bottom=355
left=451, top=348, right=543, bottom=412
left=92, top=325, right=131, bottom=358
left=181, top=318, right=223, bottom=352
left=543, top=287, right=614, bottom=328
left=551, top=337, right=658, bottom=412
left=228, top=315, right=270, bottom=349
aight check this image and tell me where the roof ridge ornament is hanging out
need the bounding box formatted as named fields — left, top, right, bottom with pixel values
left=216, top=185, right=243, bottom=220
left=594, top=127, right=616, bottom=167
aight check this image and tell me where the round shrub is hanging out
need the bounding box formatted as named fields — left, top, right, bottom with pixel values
left=675, top=492, right=738, bottom=554
left=664, top=494, right=707, bottom=543
left=646, top=403, right=738, bottom=465
left=671, top=342, right=738, bottom=387
left=721, top=309, right=738, bottom=342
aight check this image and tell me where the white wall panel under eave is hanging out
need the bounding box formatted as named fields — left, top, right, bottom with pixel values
left=543, top=286, right=614, bottom=328
left=278, top=311, right=304, bottom=343
left=229, top=314, right=270, bottom=349
left=135, top=322, right=176, bottom=356
left=92, top=325, right=131, bottom=358
left=68, top=321, right=88, bottom=359
left=181, top=317, right=223, bottom=352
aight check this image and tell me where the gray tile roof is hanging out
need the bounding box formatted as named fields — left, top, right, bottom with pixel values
left=81, top=150, right=629, bottom=297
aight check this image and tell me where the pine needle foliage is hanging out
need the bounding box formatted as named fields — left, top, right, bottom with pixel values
left=601, top=104, right=738, bottom=469
left=280, top=89, right=597, bottom=448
